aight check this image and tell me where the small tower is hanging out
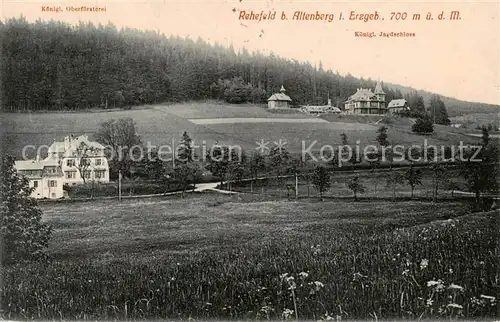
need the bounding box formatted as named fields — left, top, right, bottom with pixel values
left=280, top=85, right=286, bottom=93
left=374, top=80, right=385, bottom=103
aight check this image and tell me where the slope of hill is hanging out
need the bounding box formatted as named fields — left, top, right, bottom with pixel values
left=387, top=83, right=500, bottom=117
left=2, top=17, right=496, bottom=118
left=3, top=101, right=480, bottom=161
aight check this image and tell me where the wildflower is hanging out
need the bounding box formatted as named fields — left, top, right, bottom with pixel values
left=314, top=281, right=325, bottom=288
left=420, top=259, right=429, bottom=270
left=402, top=269, right=410, bottom=276
left=311, top=245, right=321, bottom=255
left=447, top=303, right=463, bottom=309
left=171, top=277, right=175, bottom=281
left=426, top=299, right=434, bottom=307
left=299, top=272, right=309, bottom=279
left=282, top=308, right=294, bottom=320
left=353, top=272, right=367, bottom=280
left=448, top=268, right=453, bottom=274
left=479, top=261, right=485, bottom=265
left=427, top=279, right=445, bottom=292
left=279, top=273, right=289, bottom=280
left=480, top=295, right=496, bottom=302
left=470, top=297, right=481, bottom=306
left=448, top=283, right=464, bottom=291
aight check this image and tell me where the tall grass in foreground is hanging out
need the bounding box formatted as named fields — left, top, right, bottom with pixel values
left=2, top=211, right=499, bottom=320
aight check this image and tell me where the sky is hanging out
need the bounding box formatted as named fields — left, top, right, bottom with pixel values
left=2, top=0, right=499, bottom=105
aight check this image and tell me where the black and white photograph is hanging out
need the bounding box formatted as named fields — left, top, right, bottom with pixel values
left=1, top=0, right=499, bottom=320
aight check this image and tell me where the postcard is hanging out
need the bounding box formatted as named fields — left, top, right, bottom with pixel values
left=1, top=0, right=499, bottom=320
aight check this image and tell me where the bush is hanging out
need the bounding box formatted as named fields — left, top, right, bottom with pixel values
left=396, top=109, right=427, bottom=119
left=412, top=117, right=434, bottom=134
left=1, top=155, right=52, bottom=264
left=66, top=181, right=189, bottom=198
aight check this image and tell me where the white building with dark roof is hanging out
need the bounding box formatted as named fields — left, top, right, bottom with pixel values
left=300, top=99, right=341, bottom=115
left=267, top=85, right=292, bottom=109
left=388, top=99, right=410, bottom=114
left=14, top=157, right=64, bottom=199
left=14, top=134, right=110, bottom=199
left=344, top=81, right=387, bottom=115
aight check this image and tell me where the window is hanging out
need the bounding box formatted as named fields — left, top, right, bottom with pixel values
left=66, top=159, right=75, bottom=167
left=95, top=158, right=102, bottom=166
left=33, top=181, right=39, bottom=188
left=65, top=171, right=76, bottom=179
left=95, top=170, right=106, bottom=179
left=49, top=180, right=57, bottom=187
left=83, top=171, right=91, bottom=179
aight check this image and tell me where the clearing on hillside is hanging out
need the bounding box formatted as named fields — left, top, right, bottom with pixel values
left=3, top=101, right=480, bottom=158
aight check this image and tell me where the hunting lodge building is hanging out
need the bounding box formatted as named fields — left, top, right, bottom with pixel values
left=344, top=81, right=387, bottom=115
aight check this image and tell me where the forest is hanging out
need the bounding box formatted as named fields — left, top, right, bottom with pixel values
left=0, top=17, right=402, bottom=111
left=1, top=17, right=498, bottom=116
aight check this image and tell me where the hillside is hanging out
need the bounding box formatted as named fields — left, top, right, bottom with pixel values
left=1, top=17, right=497, bottom=117
left=3, top=101, right=480, bottom=160
left=387, top=83, right=500, bottom=117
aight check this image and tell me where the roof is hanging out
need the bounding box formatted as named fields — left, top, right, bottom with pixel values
left=346, top=88, right=377, bottom=102
left=374, top=81, right=385, bottom=94
left=388, top=99, right=408, bottom=108
left=47, top=142, right=65, bottom=154
left=14, top=160, right=44, bottom=171
left=47, top=135, right=105, bottom=155
left=301, top=105, right=341, bottom=113
left=14, top=158, right=60, bottom=171
left=268, top=93, right=292, bottom=102
left=302, top=105, right=328, bottom=112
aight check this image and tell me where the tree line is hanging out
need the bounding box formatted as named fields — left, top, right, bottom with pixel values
left=94, top=118, right=497, bottom=206
left=1, top=17, right=407, bottom=111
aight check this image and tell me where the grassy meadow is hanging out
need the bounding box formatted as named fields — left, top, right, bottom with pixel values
left=231, top=168, right=462, bottom=200
left=2, top=194, right=499, bottom=320
left=3, top=101, right=480, bottom=159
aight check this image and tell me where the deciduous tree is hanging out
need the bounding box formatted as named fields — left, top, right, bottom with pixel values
left=386, top=170, right=405, bottom=201
left=311, top=165, right=331, bottom=200
left=460, top=129, right=499, bottom=207
left=346, top=176, right=365, bottom=201
left=95, top=117, right=142, bottom=180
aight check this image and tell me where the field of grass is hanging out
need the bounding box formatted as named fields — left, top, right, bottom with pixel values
left=231, top=169, right=460, bottom=200
left=3, top=101, right=480, bottom=159
left=157, top=101, right=309, bottom=119
left=2, top=194, right=499, bottom=320
left=450, top=112, right=500, bottom=130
